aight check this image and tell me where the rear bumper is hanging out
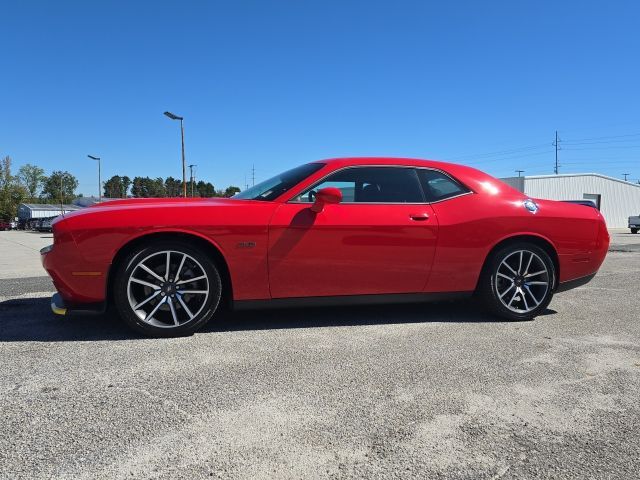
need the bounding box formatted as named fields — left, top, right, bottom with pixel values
left=50, top=293, right=106, bottom=316
left=556, top=273, right=596, bottom=293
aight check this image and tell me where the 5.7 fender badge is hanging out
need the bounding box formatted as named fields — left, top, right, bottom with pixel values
left=237, top=241, right=257, bottom=249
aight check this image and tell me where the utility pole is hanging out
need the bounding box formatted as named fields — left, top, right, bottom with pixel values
left=623, top=173, right=630, bottom=182
left=552, top=130, right=561, bottom=174
left=244, top=174, right=249, bottom=190
left=251, top=164, right=255, bottom=186
left=59, top=174, right=65, bottom=214
left=164, top=111, right=187, bottom=197
left=188, top=164, right=197, bottom=197
left=516, top=170, right=524, bottom=177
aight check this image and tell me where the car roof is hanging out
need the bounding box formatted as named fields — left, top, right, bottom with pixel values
left=314, top=157, right=463, bottom=170
left=303, top=157, right=525, bottom=200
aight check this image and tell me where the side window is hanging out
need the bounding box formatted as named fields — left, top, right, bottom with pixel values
left=418, top=170, right=470, bottom=202
left=292, top=167, right=425, bottom=203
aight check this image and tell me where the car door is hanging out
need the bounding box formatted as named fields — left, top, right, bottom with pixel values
left=267, top=166, right=438, bottom=298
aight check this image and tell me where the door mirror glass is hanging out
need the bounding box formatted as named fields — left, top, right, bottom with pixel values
left=311, top=187, right=342, bottom=212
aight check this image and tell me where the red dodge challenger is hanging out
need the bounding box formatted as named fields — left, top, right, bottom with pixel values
left=42, top=157, right=609, bottom=337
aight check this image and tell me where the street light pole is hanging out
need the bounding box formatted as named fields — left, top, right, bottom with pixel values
left=87, top=155, right=101, bottom=202
left=164, top=111, right=187, bottom=197
left=188, top=164, right=197, bottom=197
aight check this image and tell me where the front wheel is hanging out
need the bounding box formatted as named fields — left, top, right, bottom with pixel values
left=478, top=243, right=555, bottom=321
left=631, top=228, right=638, bottom=234
left=113, top=241, right=222, bottom=337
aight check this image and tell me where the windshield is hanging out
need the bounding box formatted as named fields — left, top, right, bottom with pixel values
left=233, top=163, right=325, bottom=201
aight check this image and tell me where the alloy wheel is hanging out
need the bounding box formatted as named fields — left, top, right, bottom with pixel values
left=126, top=250, right=209, bottom=328
left=495, top=249, right=550, bottom=314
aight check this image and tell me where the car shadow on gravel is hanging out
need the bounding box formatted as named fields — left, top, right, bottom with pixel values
left=0, top=295, right=557, bottom=342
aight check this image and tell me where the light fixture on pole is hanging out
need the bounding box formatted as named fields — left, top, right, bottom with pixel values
left=164, top=111, right=187, bottom=197
left=87, top=155, right=101, bottom=202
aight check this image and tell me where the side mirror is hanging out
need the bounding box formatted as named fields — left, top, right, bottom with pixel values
left=311, top=187, right=342, bottom=213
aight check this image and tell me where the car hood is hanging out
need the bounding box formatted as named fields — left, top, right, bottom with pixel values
left=51, top=197, right=271, bottom=229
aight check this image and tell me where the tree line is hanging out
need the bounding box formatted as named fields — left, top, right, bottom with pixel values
left=103, top=175, right=240, bottom=199
left=0, top=155, right=241, bottom=221
left=0, top=156, right=80, bottom=220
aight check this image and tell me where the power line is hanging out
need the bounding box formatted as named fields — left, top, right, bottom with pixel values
left=447, top=143, right=549, bottom=161
left=562, top=132, right=640, bottom=143
left=451, top=149, right=555, bottom=165
left=563, top=145, right=640, bottom=151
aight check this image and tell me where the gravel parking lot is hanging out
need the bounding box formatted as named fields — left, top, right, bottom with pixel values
left=1, top=230, right=639, bottom=479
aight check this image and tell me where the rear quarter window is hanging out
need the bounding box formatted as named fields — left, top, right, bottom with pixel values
left=417, top=170, right=470, bottom=202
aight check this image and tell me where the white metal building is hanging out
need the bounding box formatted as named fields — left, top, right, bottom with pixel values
left=18, top=203, right=82, bottom=220
left=500, top=173, right=640, bottom=228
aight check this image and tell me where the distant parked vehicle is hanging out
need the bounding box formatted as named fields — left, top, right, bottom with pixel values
left=629, top=214, right=640, bottom=234
left=38, top=217, right=56, bottom=232
left=0, top=220, right=11, bottom=231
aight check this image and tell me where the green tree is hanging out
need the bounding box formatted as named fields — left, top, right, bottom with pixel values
left=131, top=176, right=147, bottom=197
left=0, top=156, right=27, bottom=220
left=223, top=186, right=241, bottom=198
left=103, top=175, right=132, bottom=198
left=18, top=163, right=45, bottom=200
left=164, top=176, right=182, bottom=197
left=42, top=171, right=78, bottom=204
left=196, top=181, right=216, bottom=197
left=131, top=177, right=166, bottom=198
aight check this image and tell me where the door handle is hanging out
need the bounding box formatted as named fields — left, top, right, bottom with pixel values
left=409, top=213, right=429, bottom=221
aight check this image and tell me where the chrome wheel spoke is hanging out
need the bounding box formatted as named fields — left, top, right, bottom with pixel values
left=175, top=254, right=187, bottom=282
left=523, top=252, right=534, bottom=276
left=177, top=290, right=207, bottom=295
left=138, top=264, right=165, bottom=284
left=176, top=275, right=207, bottom=285
left=501, top=261, right=518, bottom=276
left=145, top=296, right=167, bottom=321
left=507, top=290, right=518, bottom=307
left=167, top=296, right=179, bottom=326
left=499, top=283, right=515, bottom=299
left=521, top=288, right=529, bottom=310
left=165, top=252, right=171, bottom=280
left=130, top=277, right=161, bottom=290
left=525, top=270, right=546, bottom=278
left=177, top=294, right=194, bottom=319
left=524, top=285, right=541, bottom=306
left=134, top=290, right=161, bottom=310
left=518, top=251, right=523, bottom=274
left=497, top=272, right=513, bottom=281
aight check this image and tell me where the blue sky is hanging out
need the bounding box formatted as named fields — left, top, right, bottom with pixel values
left=2, top=1, right=640, bottom=196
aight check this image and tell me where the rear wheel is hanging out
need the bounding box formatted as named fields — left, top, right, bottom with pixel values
left=478, top=243, right=555, bottom=321
left=631, top=228, right=638, bottom=234
left=113, top=241, right=222, bottom=337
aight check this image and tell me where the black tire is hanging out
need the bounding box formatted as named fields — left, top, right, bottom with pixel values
left=477, top=242, right=555, bottom=321
left=631, top=228, right=638, bottom=234
left=113, top=241, right=222, bottom=337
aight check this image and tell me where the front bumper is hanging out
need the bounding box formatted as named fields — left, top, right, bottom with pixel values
left=50, top=292, right=106, bottom=316
left=51, top=293, right=67, bottom=315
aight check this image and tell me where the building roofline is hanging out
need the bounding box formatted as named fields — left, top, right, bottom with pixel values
left=523, top=173, right=640, bottom=188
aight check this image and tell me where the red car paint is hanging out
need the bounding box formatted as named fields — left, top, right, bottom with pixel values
left=42, top=158, right=609, bottom=308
